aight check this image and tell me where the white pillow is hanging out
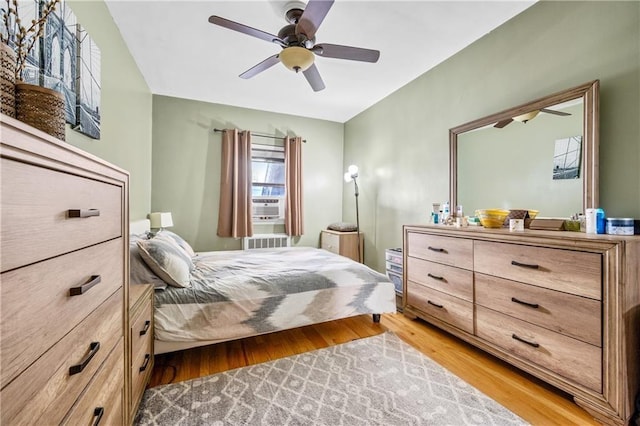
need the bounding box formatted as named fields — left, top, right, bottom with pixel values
left=137, top=237, right=194, bottom=288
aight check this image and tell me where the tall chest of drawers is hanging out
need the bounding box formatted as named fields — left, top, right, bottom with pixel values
left=1, top=115, right=129, bottom=424
left=403, top=225, right=640, bottom=425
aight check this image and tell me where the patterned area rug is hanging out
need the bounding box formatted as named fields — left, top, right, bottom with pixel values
left=135, top=332, right=528, bottom=425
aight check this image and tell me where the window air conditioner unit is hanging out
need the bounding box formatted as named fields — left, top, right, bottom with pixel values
left=252, top=196, right=284, bottom=221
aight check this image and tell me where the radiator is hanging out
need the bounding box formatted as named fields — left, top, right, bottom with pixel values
left=242, top=234, right=291, bottom=250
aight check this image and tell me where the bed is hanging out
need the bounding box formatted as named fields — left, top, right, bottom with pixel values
left=129, top=220, right=397, bottom=354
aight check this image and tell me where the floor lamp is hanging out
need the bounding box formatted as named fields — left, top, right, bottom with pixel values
left=344, top=165, right=362, bottom=262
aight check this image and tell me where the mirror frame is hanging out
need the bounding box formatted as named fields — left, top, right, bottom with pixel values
left=449, top=80, right=599, bottom=216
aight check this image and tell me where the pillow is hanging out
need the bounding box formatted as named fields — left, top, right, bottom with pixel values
left=155, top=229, right=196, bottom=257
left=130, top=234, right=167, bottom=290
left=327, top=222, right=358, bottom=232
left=137, top=237, right=194, bottom=288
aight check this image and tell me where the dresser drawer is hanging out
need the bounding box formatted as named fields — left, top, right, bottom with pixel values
left=1, top=238, right=124, bottom=386
left=131, top=333, right=153, bottom=414
left=407, top=257, right=473, bottom=301
left=407, top=232, right=473, bottom=270
left=62, top=339, right=124, bottom=426
left=474, top=241, right=601, bottom=300
left=0, top=289, right=123, bottom=425
left=407, top=281, right=473, bottom=334
left=475, top=273, right=601, bottom=346
left=1, top=158, right=123, bottom=272
left=320, top=231, right=340, bottom=254
left=476, top=305, right=601, bottom=392
left=131, top=296, right=153, bottom=362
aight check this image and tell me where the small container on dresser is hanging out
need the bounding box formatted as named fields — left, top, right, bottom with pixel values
left=0, top=114, right=129, bottom=424
left=129, top=283, right=154, bottom=422
left=320, top=229, right=364, bottom=263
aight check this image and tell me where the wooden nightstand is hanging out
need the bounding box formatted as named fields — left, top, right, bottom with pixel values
left=320, top=229, right=364, bottom=263
left=129, top=284, right=154, bottom=423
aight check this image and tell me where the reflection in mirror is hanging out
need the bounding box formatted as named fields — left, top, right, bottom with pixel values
left=450, top=81, right=599, bottom=219
left=458, top=100, right=583, bottom=217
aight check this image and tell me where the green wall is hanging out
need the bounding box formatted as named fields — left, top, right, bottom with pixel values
left=151, top=95, right=344, bottom=252
left=344, top=1, right=640, bottom=272
left=66, top=0, right=153, bottom=222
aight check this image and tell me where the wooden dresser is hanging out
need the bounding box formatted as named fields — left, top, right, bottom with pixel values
left=0, top=115, right=129, bottom=424
left=403, top=225, right=640, bottom=425
left=129, top=284, right=154, bottom=422
left=321, top=229, right=364, bottom=262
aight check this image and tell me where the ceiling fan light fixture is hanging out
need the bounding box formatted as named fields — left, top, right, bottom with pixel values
left=280, top=46, right=314, bottom=72
left=513, top=110, right=540, bottom=123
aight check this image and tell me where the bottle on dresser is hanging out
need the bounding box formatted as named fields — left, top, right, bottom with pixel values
left=442, top=202, right=450, bottom=221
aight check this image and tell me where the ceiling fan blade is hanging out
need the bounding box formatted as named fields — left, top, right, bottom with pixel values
left=239, top=54, right=281, bottom=79
left=313, top=43, right=380, bottom=63
left=540, top=108, right=571, bottom=116
left=209, top=16, right=284, bottom=45
left=297, top=0, right=335, bottom=39
left=494, top=118, right=513, bottom=128
left=302, top=63, right=326, bottom=92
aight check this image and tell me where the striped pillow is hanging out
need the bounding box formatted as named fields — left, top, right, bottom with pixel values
left=137, top=237, right=194, bottom=288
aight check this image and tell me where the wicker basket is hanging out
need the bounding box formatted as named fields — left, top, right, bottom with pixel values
left=15, top=82, right=65, bottom=141
left=1, top=43, right=16, bottom=117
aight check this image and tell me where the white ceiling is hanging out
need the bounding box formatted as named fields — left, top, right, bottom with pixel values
left=105, top=0, right=535, bottom=123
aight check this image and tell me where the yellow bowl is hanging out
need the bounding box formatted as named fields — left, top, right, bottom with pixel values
left=475, top=209, right=510, bottom=228
left=527, top=209, right=539, bottom=219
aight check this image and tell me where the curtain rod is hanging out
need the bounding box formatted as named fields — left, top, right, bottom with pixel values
left=213, top=128, right=306, bottom=143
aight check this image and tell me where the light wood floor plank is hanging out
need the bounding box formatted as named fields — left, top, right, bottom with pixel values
left=148, top=313, right=599, bottom=425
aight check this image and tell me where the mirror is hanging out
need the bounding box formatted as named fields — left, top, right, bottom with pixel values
left=450, top=80, right=599, bottom=218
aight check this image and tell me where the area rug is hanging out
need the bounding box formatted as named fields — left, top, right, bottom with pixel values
left=135, top=332, right=528, bottom=425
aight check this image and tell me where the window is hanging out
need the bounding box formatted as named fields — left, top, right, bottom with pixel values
left=251, top=144, right=285, bottom=222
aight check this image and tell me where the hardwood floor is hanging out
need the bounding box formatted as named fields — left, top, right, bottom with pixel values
left=149, top=313, right=600, bottom=425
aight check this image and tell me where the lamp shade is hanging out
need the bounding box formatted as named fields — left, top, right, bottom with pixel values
left=513, top=110, right=539, bottom=123
left=344, top=164, right=359, bottom=182
left=149, top=212, right=174, bottom=229
left=279, top=46, right=314, bottom=72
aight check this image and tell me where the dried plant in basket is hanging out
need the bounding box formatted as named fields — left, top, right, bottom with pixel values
left=1, top=0, right=60, bottom=80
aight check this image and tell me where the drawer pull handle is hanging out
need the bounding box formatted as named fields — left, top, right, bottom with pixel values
left=511, top=297, right=539, bottom=309
left=428, top=246, right=445, bottom=253
left=69, top=341, right=100, bottom=375
left=511, top=333, right=540, bottom=348
left=511, top=260, right=539, bottom=269
left=92, top=407, right=104, bottom=426
left=69, top=275, right=101, bottom=296
left=140, top=320, right=151, bottom=336
left=427, top=273, right=444, bottom=281
left=427, top=300, right=443, bottom=309
left=139, top=353, right=151, bottom=372
left=68, top=209, right=101, bottom=218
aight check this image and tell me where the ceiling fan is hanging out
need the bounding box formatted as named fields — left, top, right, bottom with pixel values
left=208, top=0, right=380, bottom=92
left=494, top=108, right=571, bottom=128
